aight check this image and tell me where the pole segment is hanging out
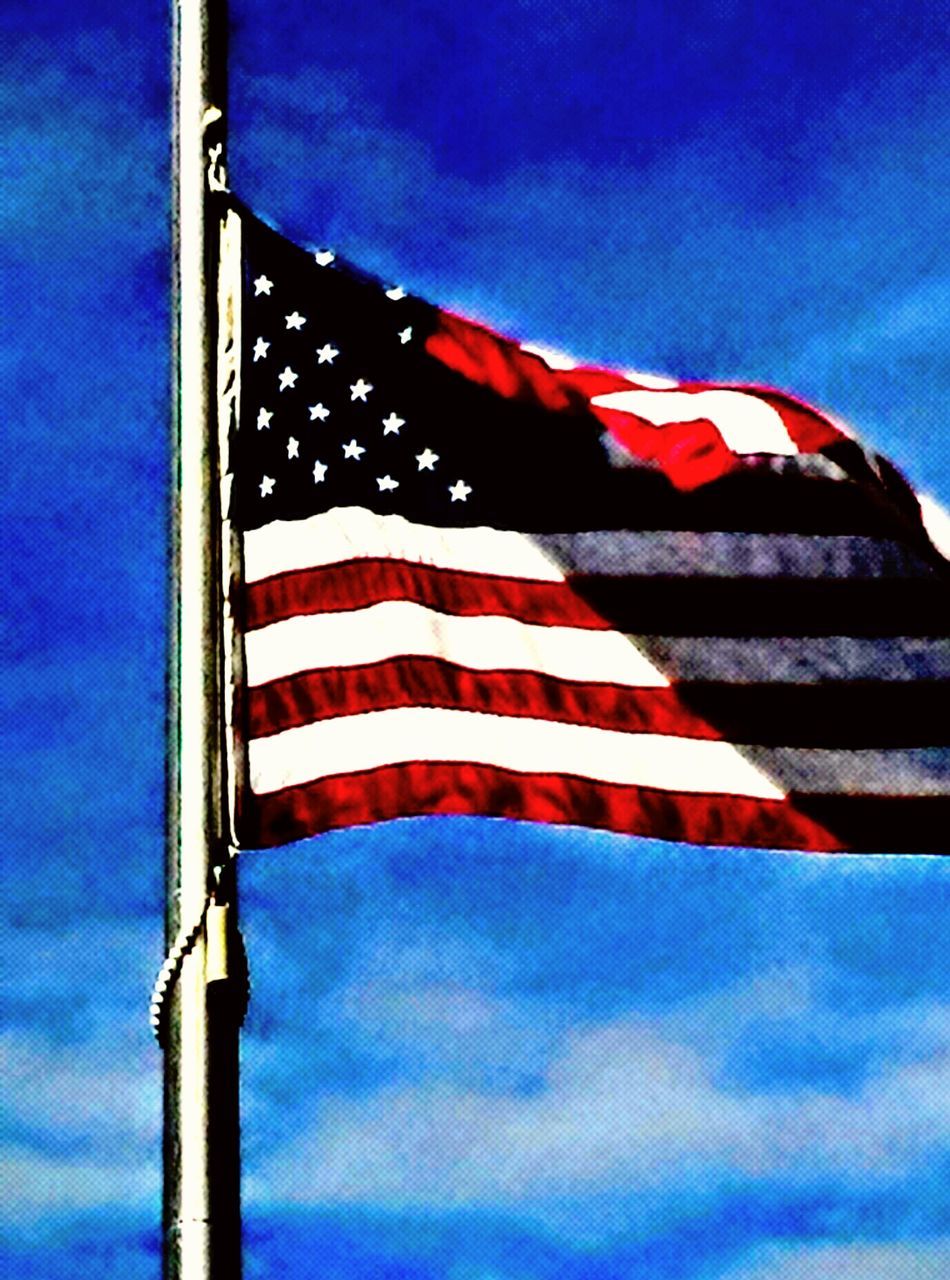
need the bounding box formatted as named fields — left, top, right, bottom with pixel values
left=166, top=2, right=241, bottom=1278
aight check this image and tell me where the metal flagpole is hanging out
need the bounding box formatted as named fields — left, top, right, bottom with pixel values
left=165, top=1, right=243, bottom=1277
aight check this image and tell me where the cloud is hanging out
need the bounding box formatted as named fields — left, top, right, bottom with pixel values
left=245, top=986, right=950, bottom=1244
left=238, top=827, right=950, bottom=1218
left=0, top=1022, right=160, bottom=1223
left=0, top=1022, right=159, bottom=1146
left=0, top=916, right=160, bottom=1026
left=719, top=1239, right=950, bottom=1280
left=0, top=28, right=167, bottom=257
left=239, top=825, right=950, bottom=1048
left=0, top=923, right=162, bottom=1223
left=0, top=1148, right=158, bottom=1224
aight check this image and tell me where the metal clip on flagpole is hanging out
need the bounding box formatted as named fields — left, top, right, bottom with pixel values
left=150, top=852, right=247, bottom=1046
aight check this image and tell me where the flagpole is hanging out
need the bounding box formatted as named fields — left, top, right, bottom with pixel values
left=166, top=1, right=242, bottom=1278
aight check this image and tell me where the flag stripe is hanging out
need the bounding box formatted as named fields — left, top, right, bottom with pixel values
left=737, top=744, right=950, bottom=795
left=637, top=634, right=950, bottom=684
left=247, top=661, right=950, bottom=748
left=248, top=766, right=950, bottom=853
left=752, top=388, right=845, bottom=454
left=243, top=536, right=939, bottom=632
left=782, top=793, right=950, bottom=854
left=247, top=761, right=844, bottom=852
left=590, top=387, right=799, bottom=456
left=243, top=561, right=609, bottom=632
left=532, top=530, right=935, bottom=580
left=243, top=509, right=566, bottom=584
left=429, top=317, right=849, bottom=463
left=248, top=705, right=949, bottom=801
left=242, top=508, right=936, bottom=585
left=244, top=600, right=671, bottom=690
left=245, top=560, right=946, bottom=639
left=247, top=706, right=785, bottom=798
left=248, top=663, right=726, bottom=741
left=667, top=679, right=950, bottom=746
left=569, top=576, right=947, bottom=637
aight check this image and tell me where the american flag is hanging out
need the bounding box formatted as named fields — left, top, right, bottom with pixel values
left=224, top=204, right=950, bottom=854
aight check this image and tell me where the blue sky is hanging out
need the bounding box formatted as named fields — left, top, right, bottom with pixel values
left=1, top=2, right=949, bottom=1277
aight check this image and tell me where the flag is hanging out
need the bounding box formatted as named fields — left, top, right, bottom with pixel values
left=223, top=203, right=950, bottom=855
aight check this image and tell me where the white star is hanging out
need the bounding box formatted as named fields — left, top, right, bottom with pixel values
left=253, top=337, right=270, bottom=361
left=342, top=439, right=366, bottom=460
left=316, top=344, right=339, bottom=364
left=376, top=475, right=399, bottom=492
left=308, top=403, right=330, bottom=422
left=259, top=475, right=275, bottom=497
left=285, top=311, right=306, bottom=330
left=287, top=437, right=299, bottom=459
left=385, top=285, right=407, bottom=301
left=278, top=366, right=298, bottom=391
left=253, top=275, right=273, bottom=296
left=416, top=447, right=439, bottom=471
left=312, top=460, right=328, bottom=484
left=256, top=407, right=273, bottom=430
left=350, top=378, right=373, bottom=402
left=314, top=249, right=335, bottom=267
left=398, top=326, right=413, bottom=344
left=449, top=479, right=472, bottom=502
left=382, top=412, right=404, bottom=435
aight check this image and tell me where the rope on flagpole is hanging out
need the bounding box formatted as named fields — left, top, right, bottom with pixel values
left=150, top=847, right=241, bottom=1045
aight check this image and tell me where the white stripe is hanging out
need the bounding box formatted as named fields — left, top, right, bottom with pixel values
left=743, top=745, right=950, bottom=796
left=518, top=341, right=580, bottom=371
left=244, top=508, right=932, bottom=588
left=517, top=341, right=680, bottom=390
left=637, top=635, right=950, bottom=684
left=244, top=599, right=671, bottom=690
left=535, top=531, right=934, bottom=579
left=619, top=370, right=680, bottom=390
left=918, top=492, right=950, bottom=565
left=590, top=388, right=798, bottom=456
left=248, top=706, right=785, bottom=799
left=243, top=508, right=566, bottom=585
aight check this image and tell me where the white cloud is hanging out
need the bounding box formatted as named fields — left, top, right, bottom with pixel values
left=246, top=993, right=950, bottom=1239
left=719, top=1239, right=950, bottom=1280
left=0, top=1024, right=159, bottom=1133
left=0, top=918, right=160, bottom=1030
left=0, top=1020, right=160, bottom=1208
left=0, top=1147, right=159, bottom=1223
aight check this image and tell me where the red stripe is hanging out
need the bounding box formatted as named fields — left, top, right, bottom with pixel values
left=425, top=311, right=589, bottom=411
left=588, top=402, right=741, bottom=490
left=243, top=560, right=612, bottom=631
left=247, top=659, right=719, bottom=740
left=425, top=312, right=739, bottom=491
left=747, top=387, right=844, bottom=453
left=248, top=663, right=950, bottom=748
left=243, top=760, right=844, bottom=852
left=425, top=308, right=848, bottom=492
left=425, top=311, right=637, bottom=410
left=585, top=384, right=844, bottom=491
left=784, top=793, right=950, bottom=855
left=589, top=384, right=843, bottom=490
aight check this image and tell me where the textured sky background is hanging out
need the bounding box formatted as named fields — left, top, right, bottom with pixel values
left=2, top=2, right=950, bottom=1277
